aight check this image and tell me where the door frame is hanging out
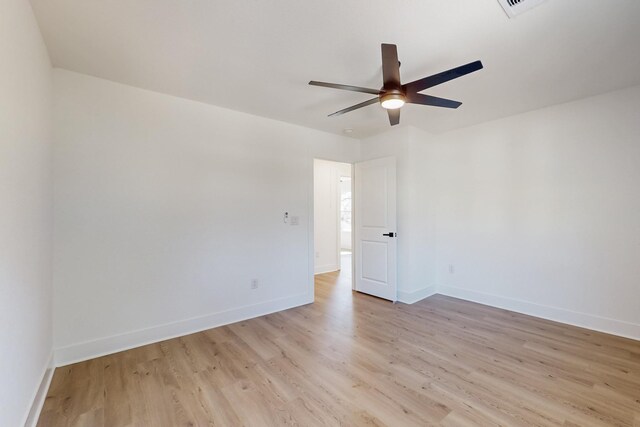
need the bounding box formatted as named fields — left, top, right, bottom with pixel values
left=350, top=167, right=356, bottom=290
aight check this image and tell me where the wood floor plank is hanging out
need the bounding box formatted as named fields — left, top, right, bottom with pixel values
left=38, top=268, right=640, bottom=426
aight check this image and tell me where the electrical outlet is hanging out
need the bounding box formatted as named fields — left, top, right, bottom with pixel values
left=251, top=279, right=259, bottom=289
left=449, top=264, right=455, bottom=274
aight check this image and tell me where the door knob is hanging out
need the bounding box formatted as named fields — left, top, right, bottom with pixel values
left=382, top=232, right=396, bottom=237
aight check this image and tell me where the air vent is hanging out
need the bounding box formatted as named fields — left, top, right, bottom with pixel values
left=497, top=0, right=549, bottom=18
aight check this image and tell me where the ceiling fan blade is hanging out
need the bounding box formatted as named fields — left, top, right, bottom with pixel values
left=406, top=93, right=462, bottom=109
left=402, top=60, right=483, bottom=94
left=388, top=108, right=400, bottom=126
left=381, top=44, right=401, bottom=89
left=309, top=81, right=381, bottom=95
left=328, top=97, right=379, bottom=117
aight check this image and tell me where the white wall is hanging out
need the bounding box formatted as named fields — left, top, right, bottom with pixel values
left=359, top=86, right=640, bottom=338
left=52, top=69, right=358, bottom=365
left=0, top=1, right=53, bottom=426
left=433, top=85, right=640, bottom=339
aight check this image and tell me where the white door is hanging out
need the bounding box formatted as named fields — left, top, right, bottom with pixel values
left=354, top=157, right=397, bottom=301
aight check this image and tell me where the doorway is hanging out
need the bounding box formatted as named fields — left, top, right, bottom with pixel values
left=313, top=156, right=397, bottom=302
left=313, top=159, right=353, bottom=292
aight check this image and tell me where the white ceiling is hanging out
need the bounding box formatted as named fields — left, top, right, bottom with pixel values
left=31, top=0, right=640, bottom=138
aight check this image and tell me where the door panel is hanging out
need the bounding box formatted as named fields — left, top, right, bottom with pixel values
left=361, top=241, right=388, bottom=283
left=360, top=167, right=388, bottom=226
left=355, top=157, right=397, bottom=301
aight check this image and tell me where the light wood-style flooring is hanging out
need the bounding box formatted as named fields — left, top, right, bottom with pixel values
left=38, top=267, right=640, bottom=426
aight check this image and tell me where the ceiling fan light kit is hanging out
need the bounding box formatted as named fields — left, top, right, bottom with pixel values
left=309, top=44, right=483, bottom=126
left=380, top=91, right=405, bottom=109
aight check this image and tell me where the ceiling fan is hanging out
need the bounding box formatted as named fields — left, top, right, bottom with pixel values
left=309, top=44, right=483, bottom=126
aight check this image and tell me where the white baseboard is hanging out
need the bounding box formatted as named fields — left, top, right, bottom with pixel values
left=397, top=286, right=437, bottom=304
left=54, top=293, right=312, bottom=367
left=314, top=264, right=339, bottom=275
left=437, top=285, right=640, bottom=341
left=24, top=351, right=54, bottom=427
